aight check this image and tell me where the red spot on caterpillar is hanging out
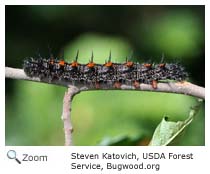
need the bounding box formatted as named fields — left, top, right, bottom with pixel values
left=59, top=60, right=65, bottom=66
left=70, top=61, right=79, bottom=67
left=104, top=61, right=113, bottom=67
left=113, top=82, right=121, bottom=88
left=87, top=62, right=95, bottom=68
left=159, top=63, right=165, bottom=68
left=151, top=80, right=157, bottom=89
left=125, top=61, right=134, bottom=67
left=144, top=63, right=152, bottom=68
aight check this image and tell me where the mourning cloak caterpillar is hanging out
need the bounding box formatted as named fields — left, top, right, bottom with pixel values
left=23, top=51, right=188, bottom=89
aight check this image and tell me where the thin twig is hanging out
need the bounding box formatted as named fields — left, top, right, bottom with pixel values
left=61, top=86, right=80, bottom=146
left=5, top=67, right=205, bottom=99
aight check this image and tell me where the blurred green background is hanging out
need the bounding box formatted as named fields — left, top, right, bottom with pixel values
left=5, top=5, right=205, bottom=146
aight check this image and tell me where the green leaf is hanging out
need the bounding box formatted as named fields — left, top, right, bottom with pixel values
left=149, top=99, right=203, bottom=146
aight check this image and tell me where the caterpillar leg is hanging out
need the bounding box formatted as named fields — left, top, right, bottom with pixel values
left=151, top=80, right=157, bottom=89
left=133, top=80, right=140, bottom=88
left=113, top=81, right=122, bottom=89
left=95, top=82, right=100, bottom=89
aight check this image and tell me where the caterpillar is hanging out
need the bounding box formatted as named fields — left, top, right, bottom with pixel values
left=23, top=51, right=188, bottom=89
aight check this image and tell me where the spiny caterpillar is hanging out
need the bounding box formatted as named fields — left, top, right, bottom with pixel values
left=23, top=51, right=188, bottom=89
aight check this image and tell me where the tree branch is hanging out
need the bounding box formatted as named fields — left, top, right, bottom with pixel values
left=5, top=66, right=205, bottom=145
left=61, top=86, right=80, bottom=146
left=5, top=67, right=205, bottom=99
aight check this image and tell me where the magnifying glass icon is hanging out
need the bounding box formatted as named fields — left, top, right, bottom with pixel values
left=7, top=150, right=21, bottom=164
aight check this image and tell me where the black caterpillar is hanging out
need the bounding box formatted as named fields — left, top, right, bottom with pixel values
left=23, top=51, right=188, bottom=89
